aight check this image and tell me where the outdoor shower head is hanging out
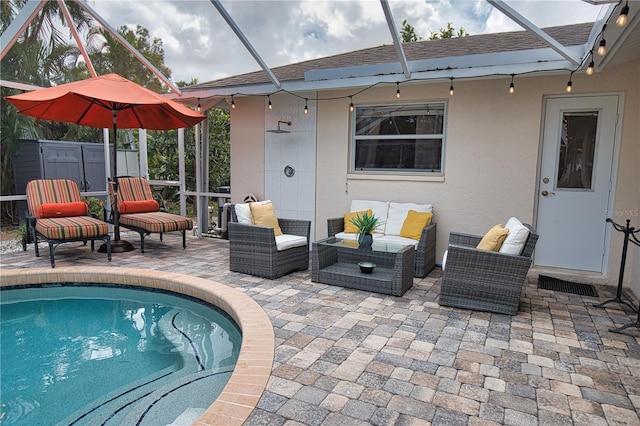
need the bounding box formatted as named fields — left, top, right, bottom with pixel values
left=267, top=120, right=292, bottom=134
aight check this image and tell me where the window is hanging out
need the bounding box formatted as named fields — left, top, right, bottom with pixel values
left=351, top=103, right=446, bottom=173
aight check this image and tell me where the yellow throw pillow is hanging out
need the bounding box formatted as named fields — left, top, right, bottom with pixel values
left=344, top=209, right=373, bottom=233
left=477, top=224, right=509, bottom=251
left=250, top=202, right=283, bottom=236
left=400, top=210, right=433, bottom=240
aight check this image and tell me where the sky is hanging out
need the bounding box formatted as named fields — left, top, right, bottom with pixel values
left=87, top=0, right=606, bottom=85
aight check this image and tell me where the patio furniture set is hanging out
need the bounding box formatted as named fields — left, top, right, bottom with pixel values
left=23, top=182, right=538, bottom=314
left=227, top=199, right=539, bottom=314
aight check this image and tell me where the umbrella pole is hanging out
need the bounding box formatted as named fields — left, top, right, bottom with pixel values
left=100, top=109, right=134, bottom=253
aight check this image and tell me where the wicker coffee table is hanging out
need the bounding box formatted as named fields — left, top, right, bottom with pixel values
left=311, top=237, right=415, bottom=296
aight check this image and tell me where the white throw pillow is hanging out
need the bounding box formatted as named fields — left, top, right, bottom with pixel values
left=441, top=250, right=448, bottom=271
left=499, top=217, right=530, bottom=255
left=350, top=200, right=389, bottom=234
left=385, top=202, right=433, bottom=236
left=234, top=200, right=272, bottom=225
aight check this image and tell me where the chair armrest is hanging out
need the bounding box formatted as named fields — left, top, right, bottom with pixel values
left=327, top=217, right=344, bottom=236
left=445, top=244, right=533, bottom=276
left=448, top=232, right=482, bottom=248
left=228, top=222, right=278, bottom=253
left=278, top=218, right=311, bottom=239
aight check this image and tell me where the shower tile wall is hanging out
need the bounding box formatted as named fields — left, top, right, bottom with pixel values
left=265, top=93, right=317, bottom=241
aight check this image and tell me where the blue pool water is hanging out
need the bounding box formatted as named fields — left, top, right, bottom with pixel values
left=0, top=284, right=242, bottom=425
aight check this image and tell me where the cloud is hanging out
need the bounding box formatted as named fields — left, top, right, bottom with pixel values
left=88, top=0, right=604, bottom=84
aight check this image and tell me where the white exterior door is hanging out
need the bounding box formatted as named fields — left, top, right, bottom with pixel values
left=535, top=95, right=620, bottom=272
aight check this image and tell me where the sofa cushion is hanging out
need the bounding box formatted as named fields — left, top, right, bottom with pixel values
left=344, top=209, right=373, bottom=233
left=350, top=200, right=389, bottom=234
left=250, top=201, right=283, bottom=236
left=477, top=224, right=509, bottom=251
left=39, top=202, right=88, bottom=218
left=499, top=217, right=530, bottom=255
left=385, top=202, right=433, bottom=236
left=400, top=210, right=433, bottom=240
left=275, top=234, right=307, bottom=251
left=441, top=249, right=448, bottom=271
left=335, top=232, right=384, bottom=242
left=376, top=235, right=419, bottom=249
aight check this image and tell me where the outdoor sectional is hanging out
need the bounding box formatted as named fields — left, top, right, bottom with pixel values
left=327, top=199, right=437, bottom=278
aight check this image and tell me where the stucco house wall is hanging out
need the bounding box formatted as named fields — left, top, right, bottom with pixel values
left=230, top=58, right=639, bottom=292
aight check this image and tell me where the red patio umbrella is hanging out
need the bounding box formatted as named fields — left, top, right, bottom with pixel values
left=5, top=73, right=206, bottom=252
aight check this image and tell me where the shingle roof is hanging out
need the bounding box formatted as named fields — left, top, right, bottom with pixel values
left=187, top=23, right=593, bottom=91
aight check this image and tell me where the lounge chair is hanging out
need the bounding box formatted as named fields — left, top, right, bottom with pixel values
left=439, top=220, right=539, bottom=315
left=227, top=201, right=310, bottom=279
left=107, top=177, right=193, bottom=252
left=25, top=179, right=111, bottom=267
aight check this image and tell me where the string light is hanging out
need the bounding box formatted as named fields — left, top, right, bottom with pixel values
left=616, top=0, right=629, bottom=27
left=349, top=96, right=354, bottom=112
left=597, top=25, right=607, bottom=56
left=449, top=78, right=454, bottom=96
left=231, top=94, right=236, bottom=109
left=509, top=74, right=515, bottom=94
left=304, top=98, right=308, bottom=114
left=267, top=94, right=272, bottom=110
left=586, top=51, right=595, bottom=76
left=395, top=82, right=401, bottom=99
left=196, top=98, right=201, bottom=112
left=566, top=72, right=573, bottom=93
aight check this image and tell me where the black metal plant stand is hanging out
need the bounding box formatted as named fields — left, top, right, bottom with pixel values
left=593, top=218, right=640, bottom=333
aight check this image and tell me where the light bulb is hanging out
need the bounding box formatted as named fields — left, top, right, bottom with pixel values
left=449, top=78, right=454, bottom=96
left=268, top=95, right=272, bottom=110
left=396, top=82, right=401, bottom=99
left=616, top=2, right=629, bottom=27
left=509, top=74, right=515, bottom=94
left=349, top=96, right=354, bottom=112
left=586, top=60, right=594, bottom=76
left=196, top=98, right=201, bottom=112
left=597, top=39, right=607, bottom=56
left=304, top=98, right=308, bottom=114
left=566, top=80, right=572, bottom=93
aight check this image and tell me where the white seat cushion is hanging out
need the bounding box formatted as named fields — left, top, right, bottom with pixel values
left=335, top=232, right=384, bottom=242
left=385, top=202, right=433, bottom=236
left=350, top=200, right=389, bottom=234
left=376, top=235, right=419, bottom=249
left=499, top=217, right=530, bottom=255
left=275, top=234, right=308, bottom=251
left=442, top=250, right=448, bottom=271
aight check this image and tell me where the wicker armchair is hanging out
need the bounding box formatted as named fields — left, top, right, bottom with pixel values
left=327, top=217, right=436, bottom=278
left=228, top=204, right=311, bottom=279
left=439, top=224, right=539, bottom=315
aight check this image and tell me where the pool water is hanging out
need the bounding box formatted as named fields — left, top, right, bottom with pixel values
left=0, top=284, right=242, bottom=425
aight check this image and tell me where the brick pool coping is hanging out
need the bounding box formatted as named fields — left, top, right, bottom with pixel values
left=0, top=266, right=274, bottom=426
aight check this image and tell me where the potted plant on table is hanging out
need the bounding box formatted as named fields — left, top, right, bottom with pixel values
left=350, top=211, right=380, bottom=249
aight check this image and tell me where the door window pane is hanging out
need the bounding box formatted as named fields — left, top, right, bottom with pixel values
left=557, top=112, right=598, bottom=189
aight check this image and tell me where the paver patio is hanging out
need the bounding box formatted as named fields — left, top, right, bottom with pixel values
left=2, top=232, right=639, bottom=425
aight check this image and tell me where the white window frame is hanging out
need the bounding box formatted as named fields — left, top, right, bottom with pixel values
left=350, top=102, right=447, bottom=175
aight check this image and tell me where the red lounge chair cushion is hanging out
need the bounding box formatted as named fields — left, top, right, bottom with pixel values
left=118, top=200, right=159, bottom=214
left=38, top=202, right=88, bottom=218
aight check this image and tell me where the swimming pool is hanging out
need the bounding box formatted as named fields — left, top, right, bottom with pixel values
left=1, top=284, right=242, bottom=425
left=0, top=267, right=275, bottom=426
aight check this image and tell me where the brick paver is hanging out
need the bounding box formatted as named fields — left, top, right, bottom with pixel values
left=2, top=233, right=640, bottom=425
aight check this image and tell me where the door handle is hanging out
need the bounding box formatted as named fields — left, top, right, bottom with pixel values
left=541, top=190, right=555, bottom=196
left=85, top=180, right=91, bottom=190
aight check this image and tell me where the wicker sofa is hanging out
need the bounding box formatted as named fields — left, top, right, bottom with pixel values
left=439, top=222, right=539, bottom=315
left=327, top=200, right=437, bottom=278
left=25, top=178, right=112, bottom=267
left=228, top=202, right=311, bottom=279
